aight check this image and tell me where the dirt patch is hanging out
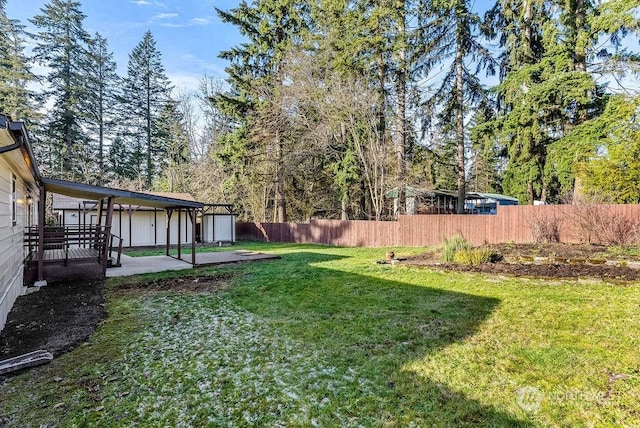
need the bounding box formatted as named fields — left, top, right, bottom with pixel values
left=110, top=273, right=233, bottom=296
left=405, top=243, right=640, bottom=282
left=0, top=279, right=106, bottom=362
left=0, top=273, right=232, bottom=372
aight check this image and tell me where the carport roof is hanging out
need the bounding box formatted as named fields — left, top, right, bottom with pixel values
left=42, top=177, right=203, bottom=209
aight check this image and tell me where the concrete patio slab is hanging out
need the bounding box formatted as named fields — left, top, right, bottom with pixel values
left=191, top=250, right=281, bottom=266
left=106, top=255, right=192, bottom=277
left=106, top=250, right=280, bottom=277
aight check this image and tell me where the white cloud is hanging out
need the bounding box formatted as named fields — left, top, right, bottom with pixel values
left=131, top=0, right=167, bottom=6
left=154, top=13, right=178, bottom=19
left=167, top=72, right=204, bottom=93
left=160, top=23, right=186, bottom=28
left=158, top=16, right=211, bottom=28
left=189, top=17, right=210, bottom=26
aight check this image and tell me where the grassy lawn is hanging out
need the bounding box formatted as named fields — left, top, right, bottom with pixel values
left=1, top=242, right=639, bottom=426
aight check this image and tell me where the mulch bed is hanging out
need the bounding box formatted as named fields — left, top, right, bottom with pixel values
left=0, top=279, right=106, bottom=362
left=406, top=260, right=640, bottom=281
left=404, top=243, right=640, bottom=282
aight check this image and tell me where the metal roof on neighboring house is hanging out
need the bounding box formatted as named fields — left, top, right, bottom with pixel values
left=42, top=177, right=203, bottom=209
left=386, top=186, right=518, bottom=201
left=468, top=192, right=519, bottom=202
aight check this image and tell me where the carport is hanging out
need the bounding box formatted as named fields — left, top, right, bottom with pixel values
left=25, top=178, right=204, bottom=284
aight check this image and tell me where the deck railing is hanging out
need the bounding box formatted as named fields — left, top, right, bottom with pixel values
left=109, top=234, right=124, bottom=267
left=24, top=225, right=109, bottom=265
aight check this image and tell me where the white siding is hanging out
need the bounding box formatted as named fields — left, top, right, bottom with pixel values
left=202, top=214, right=236, bottom=243
left=0, top=157, right=34, bottom=331
left=61, top=207, right=193, bottom=247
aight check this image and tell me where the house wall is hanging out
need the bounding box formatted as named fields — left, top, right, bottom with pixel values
left=61, top=207, right=193, bottom=247
left=0, top=157, right=36, bottom=330
left=202, top=214, right=236, bottom=243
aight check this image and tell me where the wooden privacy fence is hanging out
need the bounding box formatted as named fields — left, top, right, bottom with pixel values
left=236, top=204, right=640, bottom=247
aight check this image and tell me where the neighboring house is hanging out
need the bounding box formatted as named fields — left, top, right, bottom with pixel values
left=386, top=186, right=519, bottom=215
left=465, top=193, right=519, bottom=214
left=0, top=115, right=40, bottom=331
left=52, top=194, right=236, bottom=246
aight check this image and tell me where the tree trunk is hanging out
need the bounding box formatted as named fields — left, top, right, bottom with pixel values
left=146, top=74, right=152, bottom=188
left=341, top=198, right=348, bottom=220
left=395, top=1, right=407, bottom=215
left=523, top=0, right=533, bottom=61
left=340, top=121, right=349, bottom=221
left=275, top=138, right=287, bottom=223
left=455, top=9, right=466, bottom=214
left=574, top=0, right=587, bottom=74
left=376, top=52, right=386, bottom=141
left=98, top=85, right=104, bottom=183
left=574, top=0, right=589, bottom=126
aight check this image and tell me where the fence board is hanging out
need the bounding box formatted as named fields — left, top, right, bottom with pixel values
left=236, top=204, right=640, bottom=247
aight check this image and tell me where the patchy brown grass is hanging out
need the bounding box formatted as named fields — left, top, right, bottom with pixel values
left=108, top=273, right=234, bottom=297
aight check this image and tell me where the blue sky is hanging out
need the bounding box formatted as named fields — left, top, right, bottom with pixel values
left=6, top=0, right=243, bottom=92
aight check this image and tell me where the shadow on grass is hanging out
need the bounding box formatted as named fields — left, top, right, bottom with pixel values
left=227, top=250, right=530, bottom=426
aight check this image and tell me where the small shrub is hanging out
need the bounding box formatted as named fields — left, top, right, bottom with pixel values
left=570, top=195, right=640, bottom=245
left=441, top=235, right=471, bottom=262
left=529, top=210, right=563, bottom=243
left=453, top=249, right=503, bottom=265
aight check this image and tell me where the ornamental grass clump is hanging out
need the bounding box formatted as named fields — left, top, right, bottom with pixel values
left=441, top=235, right=471, bottom=262
left=453, top=248, right=503, bottom=265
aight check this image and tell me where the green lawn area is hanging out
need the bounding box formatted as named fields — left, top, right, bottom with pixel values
left=1, top=242, right=639, bottom=426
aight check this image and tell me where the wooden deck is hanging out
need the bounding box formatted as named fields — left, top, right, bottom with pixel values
left=29, top=247, right=101, bottom=263
left=23, top=221, right=124, bottom=284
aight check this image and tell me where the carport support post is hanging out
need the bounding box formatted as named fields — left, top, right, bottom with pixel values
left=95, top=197, right=104, bottom=250
left=165, top=209, right=173, bottom=256
left=37, top=184, right=45, bottom=282
left=101, top=196, right=114, bottom=275
left=190, top=208, right=196, bottom=265
left=177, top=208, right=182, bottom=260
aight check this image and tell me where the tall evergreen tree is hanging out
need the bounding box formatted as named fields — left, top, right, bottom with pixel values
left=84, top=32, right=119, bottom=183
left=31, top=0, right=91, bottom=178
left=0, top=1, right=39, bottom=123
left=417, top=0, right=494, bottom=212
left=215, top=0, right=308, bottom=222
left=478, top=0, right=550, bottom=203
left=480, top=0, right=638, bottom=203
left=157, top=99, right=191, bottom=192
left=121, top=31, right=172, bottom=188
left=469, top=102, right=503, bottom=193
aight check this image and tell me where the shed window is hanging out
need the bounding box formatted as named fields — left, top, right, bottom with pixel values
left=11, top=174, right=17, bottom=226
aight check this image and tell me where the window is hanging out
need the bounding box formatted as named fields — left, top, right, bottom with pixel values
left=11, top=174, right=17, bottom=226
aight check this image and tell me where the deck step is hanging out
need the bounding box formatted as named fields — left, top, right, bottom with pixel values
left=0, top=350, right=53, bottom=375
